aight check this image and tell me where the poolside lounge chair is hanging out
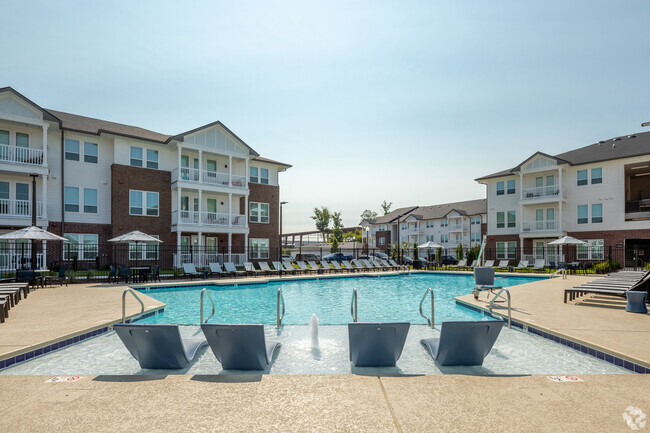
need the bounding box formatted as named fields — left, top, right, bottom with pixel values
left=296, top=261, right=313, bottom=274
left=282, top=261, right=298, bottom=274
left=378, top=258, right=397, bottom=271
left=329, top=260, right=346, bottom=272
left=352, top=259, right=369, bottom=272
left=307, top=260, right=323, bottom=273
left=182, top=263, right=202, bottom=279
left=449, top=259, right=467, bottom=270
left=201, top=324, right=281, bottom=370
left=484, top=260, right=495, bottom=268
left=371, top=259, right=389, bottom=271
left=420, top=320, right=504, bottom=366
left=532, top=259, right=546, bottom=271
left=516, top=260, right=529, bottom=269
left=564, top=270, right=650, bottom=303
left=271, top=261, right=286, bottom=274
left=113, top=323, right=208, bottom=370
left=497, top=260, right=510, bottom=269
left=320, top=260, right=336, bottom=273
left=348, top=322, right=410, bottom=367
left=388, top=259, right=407, bottom=271
left=0, top=298, right=8, bottom=323
left=258, top=262, right=279, bottom=276
left=224, top=262, right=246, bottom=277
left=209, top=262, right=227, bottom=277
left=341, top=260, right=357, bottom=272
left=244, top=262, right=264, bottom=277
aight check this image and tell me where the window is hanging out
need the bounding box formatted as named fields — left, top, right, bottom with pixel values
left=146, top=192, right=159, bottom=216
left=496, top=181, right=504, bottom=195
left=578, top=239, right=604, bottom=261
left=441, top=220, right=448, bottom=227
left=129, top=235, right=159, bottom=261
left=207, top=159, right=217, bottom=172
left=130, top=190, right=143, bottom=215
left=496, top=212, right=505, bottom=228
left=577, top=205, right=588, bottom=224
left=146, top=149, right=158, bottom=169
left=471, top=216, right=481, bottom=225
left=507, top=210, right=516, bottom=228
left=250, top=202, right=269, bottom=223
left=260, top=168, right=269, bottom=184
left=379, top=238, right=385, bottom=245
left=471, top=232, right=481, bottom=242
left=16, top=183, right=29, bottom=201
left=441, top=234, right=449, bottom=243
left=16, top=133, right=28, bottom=148
left=0, top=130, right=8, bottom=146
left=577, top=170, right=588, bottom=186
left=249, top=166, right=269, bottom=184
left=84, top=142, right=98, bottom=163
left=250, top=166, right=258, bottom=183
left=401, top=223, right=407, bottom=230
left=496, top=241, right=517, bottom=260
left=379, top=225, right=386, bottom=231
left=84, top=188, right=97, bottom=213
left=249, top=238, right=269, bottom=259
left=64, top=187, right=79, bottom=212
left=63, top=234, right=98, bottom=260
left=592, top=203, right=603, bottom=223
left=507, top=179, right=516, bottom=194
left=130, top=146, right=143, bottom=167
left=591, top=167, right=602, bottom=184
left=65, top=139, right=80, bottom=161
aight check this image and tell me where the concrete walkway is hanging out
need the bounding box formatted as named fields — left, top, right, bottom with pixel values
left=0, top=373, right=648, bottom=432
left=456, top=275, right=650, bottom=368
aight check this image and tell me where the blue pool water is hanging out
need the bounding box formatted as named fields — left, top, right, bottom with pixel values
left=137, top=273, right=544, bottom=325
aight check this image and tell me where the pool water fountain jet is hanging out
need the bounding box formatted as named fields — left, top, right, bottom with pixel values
left=310, top=314, right=319, bottom=349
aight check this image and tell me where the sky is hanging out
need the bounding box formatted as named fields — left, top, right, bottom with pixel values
left=2, top=0, right=650, bottom=232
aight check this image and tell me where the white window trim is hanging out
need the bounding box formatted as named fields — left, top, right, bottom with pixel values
left=129, top=189, right=159, bottom=217
left=249, top=202, right=269, bottom=223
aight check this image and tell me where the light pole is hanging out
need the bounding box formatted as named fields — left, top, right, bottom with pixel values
left=279, top=201, right=288, bottom=277
left=396, top=213, right=402, bottom=264
left=364, top=226, right=370, bottom=258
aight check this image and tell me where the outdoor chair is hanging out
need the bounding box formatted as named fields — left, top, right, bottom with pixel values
left=16, top=270, right=36, bottom=287
left=114, top=323, right=208, bottom=369
left=564, top=270, right=650, bottom=304
left=341, top=260, right=357, bottom=272
left=449, top=259, right=467, bottom=270
left=319, top=260, right=335, bottom=273
left=484, top=260, right=495, bottom=268
left=420, top=320, right=504, bottom=366
left=282, top=261, right=298, bottom=274
left=348, top=322, right=410, bottom=367
left=0, top=288, right=21, bottom=307
left=150, top=265, right=161, bottom=282
left=388, top=259, right=406, bottom=271
left=532, top=259, right=546, bottom=271
left=182, top=263, right=201, bottom=279
left=258, top=262, right=279, bottom=275
left=516, top=260, right=529, bottom=269
left=472, top=267, right=503, bottom=300
left=497, top=260, right=510, bottom=269
left=201, top=323, right=281, bottom=370
left=244, top=262, right=264, bottom=276
left=118, top=267, right=131, bottom=283
left=45, top=266, right=68, bottom=287
left=271, top=262, right=285, bottom=274
left=0, top=298, right=8, bottom=323
left=224, top=262, right=246, bottom=277
left=209, top=262, right=227, bottom=277
left=307, top=260, right=323, bottom=273
left=108, top=265, right=117, bottom=283
left=296, top=261, right=313, bottom=273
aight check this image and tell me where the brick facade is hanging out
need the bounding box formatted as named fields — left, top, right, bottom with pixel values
left=46, top=221, right=113, bottom=269
left=110, top=164, right=173, bottom=244
left=376, top=230, right=392, bottom=250
left=247, top=183, right=280, bottom=260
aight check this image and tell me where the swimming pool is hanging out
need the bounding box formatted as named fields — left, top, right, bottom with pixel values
left=136, top=273, right=542, bottom=325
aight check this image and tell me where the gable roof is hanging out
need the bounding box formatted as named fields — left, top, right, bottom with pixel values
left=172, top=120, right=260, bottom=156
left=0, top=87, right=60, bottom=123
left=252, top=156, right=292, bottom=170
left=476, top=131, right=650, bottom=181
left=47, top=109, right=172, bottom=143
left=362, top=199, right=486, bottom=225
left=369, top=206, right=419, bottom=224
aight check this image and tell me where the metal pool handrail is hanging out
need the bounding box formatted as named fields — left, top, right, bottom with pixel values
left=351, top=288, right=358, bottom=322
left=419, top=288, right=434, bottom=329
left=200, top=288, right=216, bottom=324
left=122, top=288, right=145, bottom=323
left=276, top=287, right=285, bottom=328
left=488, top=287, right=511, bottom=328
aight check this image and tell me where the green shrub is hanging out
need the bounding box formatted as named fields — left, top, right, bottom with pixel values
left=466, top=245, right=480, bottom=267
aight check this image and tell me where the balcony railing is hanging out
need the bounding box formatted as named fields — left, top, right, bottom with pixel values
left=172, top=168, right=247, bottom=189
left=448, top=223, right=467, bottom=232
left=0, top=145, right=45, bottom=166
left=522, top=220, right=559, bottom=233
left=522, top=185, right=560, bottom=200
left=173, top=210, right=247, bottom=228
left=0, top=199, right=44, bottom=218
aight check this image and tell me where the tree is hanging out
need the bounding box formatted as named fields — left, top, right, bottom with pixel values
left=435, top=247, right=442, bottom=266
left=360, top=209, right=378, bottom=221
left=311, top=207, right=331, bottom=242
left=466, top=245, right=480, bottom=267
left=380, top=200, right=392, bottom=215
left=343, top=229, right=362, bottom=243
left=331, top=211, right=344, bottom=242
left=456, top=243, right=464, bottom=261
left=330, top=237, right=339, bottom=253
left=413, top=243, right=419, bottom=261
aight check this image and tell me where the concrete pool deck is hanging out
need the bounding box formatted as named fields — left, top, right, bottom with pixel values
left=1, top=373, right=648, bottom=432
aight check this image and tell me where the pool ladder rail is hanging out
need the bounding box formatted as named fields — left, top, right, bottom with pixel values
left=419, top=288, right=434, bottom=329
left=277, top=287, right=285, bottom=328
left=488, top=287, right=511, bottom=328
left=121, top=288, right=145, bottom=323
left=200, top=288, right=216, bottom=324
left=350, top=288, right=358, bottom=322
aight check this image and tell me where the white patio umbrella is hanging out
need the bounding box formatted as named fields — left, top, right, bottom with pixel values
left=0, top=226, right=66, bottom=270
left=548, top=236, right=586, bottom=265
left=108, top=230, right=163, bottom=268
left=418, top=241, right=443, bottom=249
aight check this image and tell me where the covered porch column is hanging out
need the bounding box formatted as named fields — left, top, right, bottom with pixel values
left=227, top=232, right=232, bottom=262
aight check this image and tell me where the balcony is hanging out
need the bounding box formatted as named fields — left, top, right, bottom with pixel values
left=448, top=223, right=467, bottom=232
left=173, top=210, right=246, bottom=228
left=0, top=145, right=45, bottom=167
left=0, top=199, right=44, bottom=218
left=625, top=199, right=650, bottom=221
left=522, top=185, right=561, bottom=201
left=172, top=167, right=247, bottom=190
left=522, top=220, right=559, bottom=233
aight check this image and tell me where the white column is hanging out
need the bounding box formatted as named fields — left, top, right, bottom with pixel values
left=178, top=187, right=182, bottom=224
left=244, top=157, right=249, bottom=184
left=244, top=194, right=248, bottom=226
left=198, top=150, right=203, bottom=183
left=558, top=167, right=563, bottom=233
left=228, top=193, right=232, bottom=227
left=244, top=233, right=248, bottom=262
left=198, top=189, right=202, bottom=225
left=228, top=155, right=233, bottom=185
left=177, top=145, right=182, bottom=181
left=42, top=240, right=46, bottom=269
left=519, top=172, right=523, bottom=201
left=41, top=124, right=48, bottom=167
left=198, top=231, right=203, bottom=267
left=228, top=232, right=232, bottom=262
left=41, top=175, right=48, bottom=219
left=176, top=231, right=181, bottom=267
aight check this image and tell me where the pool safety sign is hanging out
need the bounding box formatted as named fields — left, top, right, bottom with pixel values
left=546, top=375, right=583, bottom=382
left=45, top=376, right=83, bottom=383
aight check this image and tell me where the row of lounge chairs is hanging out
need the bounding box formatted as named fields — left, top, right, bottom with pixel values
left=182, top=258, right=408, bottom=279
left=0, top=282, right=32, bottom=324
left=564, top=270, right=650, bottom=312
left=114, top=319, right=504, bottom=370
left=449, top=259, right=578, bottom=272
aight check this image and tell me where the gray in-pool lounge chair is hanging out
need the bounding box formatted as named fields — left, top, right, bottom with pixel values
left=420, top=320, right=504, bottom=366
left=472, top=267, right=503, bottom=299
left=348, top=322, right=410, bottom=367
left=113, top=323, right=208, bottom=369
left=182, top=263, right=202, bottom=279
left=224, top=262, right=246, bottom=277
left=209, top=262, right=227, bottom=277
left=201, top=323, right=281, bottom=370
